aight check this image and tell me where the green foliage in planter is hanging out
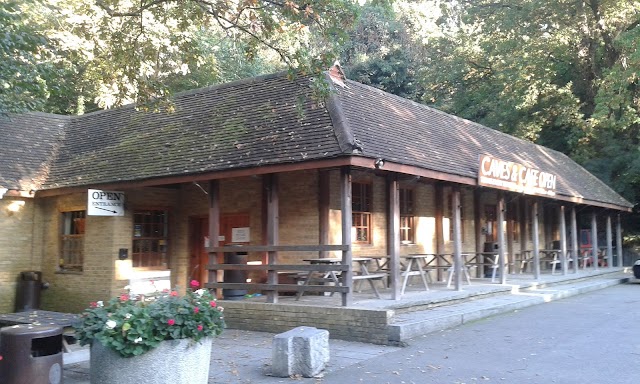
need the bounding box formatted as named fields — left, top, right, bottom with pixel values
left=75, top=280, right=225, bottom=357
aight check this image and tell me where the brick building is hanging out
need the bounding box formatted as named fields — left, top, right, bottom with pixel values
left=0, top=66, right=633, bottom=316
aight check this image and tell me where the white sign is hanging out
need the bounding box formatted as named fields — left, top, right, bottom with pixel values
left=478, top=154, right=557, bottom=197
left=231, top=227, right=250, bottom=243
left=88, top=189, right=125, bottom=216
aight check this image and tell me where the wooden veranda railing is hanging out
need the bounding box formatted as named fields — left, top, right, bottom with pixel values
left=205, top=245, right=353, bottom=305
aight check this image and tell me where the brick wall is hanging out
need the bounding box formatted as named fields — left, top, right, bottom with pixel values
left=38, top=188, right=179, bottom=313
left=0, top=198, right=38, bottom=313
left=219, top=300, right=391, bottom=345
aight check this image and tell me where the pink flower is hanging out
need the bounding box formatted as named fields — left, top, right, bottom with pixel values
left=210, top=301, right=217, bottom=308
left=120, top=294, right=129, bottom=301
left=89, top=302, right=97, bottom=308
left=194, top=307, right=200, bottom=314
left=162, top=288, right=169, bottom=293
left=167, top=319, right=175, bottom=326
left=190, top=280, right=200, bottom=288
left=170, top=291, right=178, bottom=297
left=197, top=324, right=203, bottom=331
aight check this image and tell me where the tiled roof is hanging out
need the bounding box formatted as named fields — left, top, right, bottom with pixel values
left=44, top=74, right=342, bottom=188
left=333, top=79, right=633, bottom=209
left=0, top=70, right=632, bottom=210
left=0, top=113, right=68, bottom=191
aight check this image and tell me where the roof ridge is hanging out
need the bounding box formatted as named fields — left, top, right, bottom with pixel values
left=324, top=72, right=362, bottom=154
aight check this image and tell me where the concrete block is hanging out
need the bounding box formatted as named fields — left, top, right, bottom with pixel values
left=271, top=326, right=329, bottom=378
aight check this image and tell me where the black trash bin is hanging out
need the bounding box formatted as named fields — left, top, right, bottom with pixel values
left=15, top=271, right=47, bottom=312
left=223, top=247, right=248, bottom=300
left=483, top=242, right=499, bottom=278
left=0, top=324, right=63, bottom=384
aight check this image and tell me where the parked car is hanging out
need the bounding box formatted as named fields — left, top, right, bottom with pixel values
left=634, top=260, right=640, bottom=279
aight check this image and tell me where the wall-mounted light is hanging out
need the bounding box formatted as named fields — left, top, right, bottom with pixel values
left=374, top=158, right=385, bottom=169
left=6, top=200, right=25, bottom=214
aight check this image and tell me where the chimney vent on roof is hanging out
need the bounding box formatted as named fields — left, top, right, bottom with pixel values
left=328, top=61, right=346, bottom=87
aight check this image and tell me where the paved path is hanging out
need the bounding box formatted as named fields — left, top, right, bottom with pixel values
left=63, top=329, right=400, bottom=383
left=63, top=274, right=636, bottom=383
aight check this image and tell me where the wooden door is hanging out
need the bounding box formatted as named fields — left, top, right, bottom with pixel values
left=188, top=214, right=250, bottom=285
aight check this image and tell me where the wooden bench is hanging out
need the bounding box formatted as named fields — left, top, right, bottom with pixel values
left=352, top=273, right=386, bottom=298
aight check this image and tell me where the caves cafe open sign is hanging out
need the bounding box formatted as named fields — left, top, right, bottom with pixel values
left=478, top=155, right=557, bottom=197
left=87, top=189, right=125, bottom=216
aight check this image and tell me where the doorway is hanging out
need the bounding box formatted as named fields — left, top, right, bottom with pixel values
left=188, top=213, right=250, bottom=285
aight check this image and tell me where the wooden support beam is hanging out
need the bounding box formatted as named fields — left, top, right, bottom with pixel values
left=452, top=187, right=463, bottom=290
left=559, top=205, right=568, bottom=275
left=591, top=212, right=598, bottom=270
left=497, top=193, right=506, bottom=284
left=341, top=166, right=353, bottom=306
left=606, top=214, right=613, bottom=267
left=319, top=171, right=330, bottom=258
left=208, top=180, right=221, bottom=298
left=532, top=201, right=541, bottom=280
left=388, top=176, right=401, bottom=300
left=266, top=174, right=279, bottom=302
left=617, top=214, right=623, bottom=268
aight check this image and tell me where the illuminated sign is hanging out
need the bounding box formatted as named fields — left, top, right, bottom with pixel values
left=478, top=155, right=557, bottom=196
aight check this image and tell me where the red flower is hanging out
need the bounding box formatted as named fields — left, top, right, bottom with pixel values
left=197, top=324, right=203, bottom=331
left=210, top=301, right=217, bottom=308
left=167, top=319, right=175, bottom=326
left=190, top=280, right=200, bottom=288
left=194, top=307, right=200, bottom=314
left=119, top=294, right=129, bottom=301
left=89, top=302, right=97, bottom=308
left=170, top=291, right=178, bottom=297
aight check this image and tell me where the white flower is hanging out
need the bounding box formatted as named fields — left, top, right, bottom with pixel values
left=124, top=285, right=131, bottom=290
left=105, top=320, right=117, bottom=329
left=134, top=337, right=142, bottom=344
left=96, top=301, right=104, bottom=307
left=195, top=289, right=206, bottom=297
left=125, top=313, right=132, bottom=319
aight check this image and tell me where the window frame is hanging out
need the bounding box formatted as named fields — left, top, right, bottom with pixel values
left=59, top=210, right=86, bottom=272
left=132, top=208, right=170, bottom=269
left=399, top=187, right=415, bottom=244
left=352, top=182, right=372, bottom=244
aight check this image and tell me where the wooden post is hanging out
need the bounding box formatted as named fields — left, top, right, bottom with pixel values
left=388, top=176, right=401, bottom=300
left=208, top=180, right=221, bottom=298
left=497, top=193, right=506, bottom=284
left=474, top=188, right=483, bottom=278
left=435, top=183, right=445, bottom=281
left=520, top=197, right=528, bottom=267
left=318, top=171, right=330, bottom=259
left=532, top=201, right=540, bottom=280
left=559, top=205, right=568, bottom=275
left=606, top=214, right=613, bottom=267
left=340, top=167, right=353, bottom=306
left=571, top=206, right=579, bottom=273
left=591, top=212, right=598, bottom=270
left=617, top=213, right=623, bottom=268
left=266, top=174, right=279, bottom=303
left=506, top=199, right=514, bottom=274
left=453, top=187, right=463, bottom=290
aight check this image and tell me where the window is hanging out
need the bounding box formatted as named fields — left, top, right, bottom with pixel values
left=448, top=192, right=465, bottom=242
left=60, top=211, right=85, bottom=271
left=132, top=210, right=169, bottom=268
left=399, top=188, right=415, bottom=244
left=352, top=182, right=372, bottom=243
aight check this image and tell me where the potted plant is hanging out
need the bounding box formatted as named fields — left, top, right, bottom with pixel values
left=74, top=280, right=225, bottom=384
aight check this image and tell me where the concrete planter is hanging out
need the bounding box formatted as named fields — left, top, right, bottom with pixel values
left=90, top=337, right=213, bottom=384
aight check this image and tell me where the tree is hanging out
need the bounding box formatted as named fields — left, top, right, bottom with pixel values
left=65, top=0, right=358, bottom=109
left=0, top=0, right=52, bottom=115
left=0, top=0, right=358, bottom=115
left=418, top=0, right=640, bottom=209
left=339, top=2, right=424, bottom=99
